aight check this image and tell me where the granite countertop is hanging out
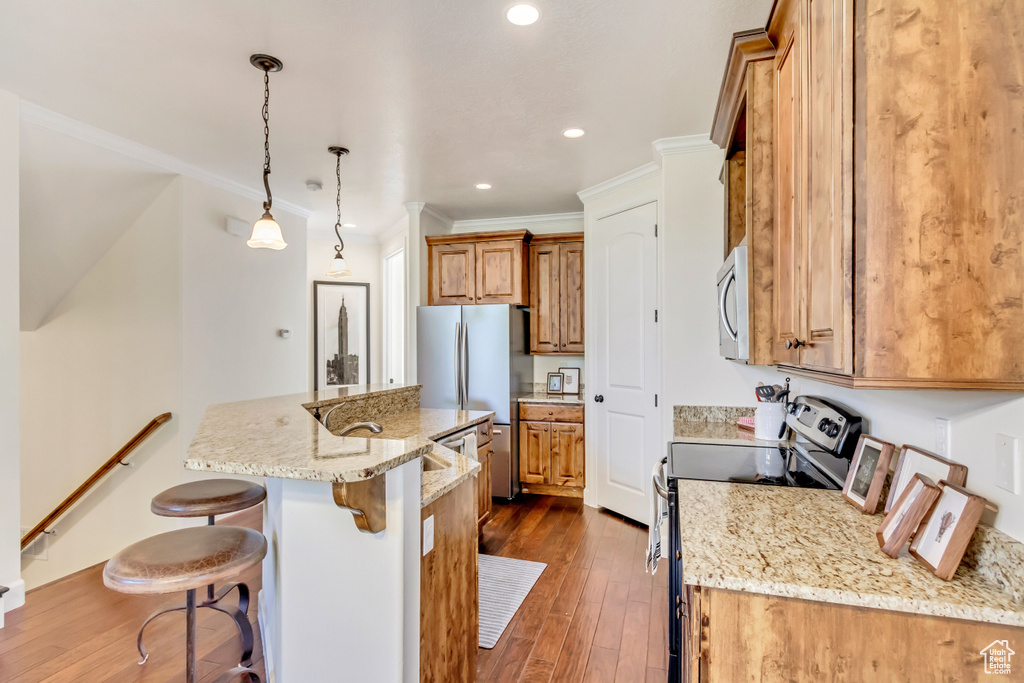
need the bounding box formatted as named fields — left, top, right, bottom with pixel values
left=184, top=384, right=491, bottom=490
left=673, top=419, right=785, bottom=447
left=421, top=443, right=481, bottom=508
left=677, top=480, right=1024, bottom=626
left=517, top=392, right=586, bottom=406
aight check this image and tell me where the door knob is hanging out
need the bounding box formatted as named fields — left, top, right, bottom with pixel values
left=594, top=395, right=604, bottom=403
left=785, top=338, right=806, bottom=350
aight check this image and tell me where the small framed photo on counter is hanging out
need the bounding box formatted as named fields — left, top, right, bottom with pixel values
left=885, top=445, right=968, bottom=514
left=842, top=435, right=896, bottom=514
left=877, top=474, right=941, bottom=558
left=559, top=367, right=581, bottom=395
left=909, top=482, right=987, bottom=581
left=546, top=372, right=564, bottom=395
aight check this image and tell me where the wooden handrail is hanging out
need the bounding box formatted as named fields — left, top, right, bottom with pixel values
left=21, top=412, right=173, bottom=551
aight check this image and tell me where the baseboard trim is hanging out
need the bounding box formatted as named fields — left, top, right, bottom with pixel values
left=1, top=578, right=26, bottom=628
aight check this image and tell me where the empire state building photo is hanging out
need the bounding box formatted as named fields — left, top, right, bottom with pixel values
left=326, top=296, right=360, bottom=385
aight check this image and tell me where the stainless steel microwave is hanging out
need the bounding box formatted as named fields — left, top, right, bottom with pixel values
left=716, top=245, right=749, bottom=361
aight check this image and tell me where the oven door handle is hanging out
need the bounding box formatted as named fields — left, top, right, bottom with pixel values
left=653, top=457, right=669, bottom=500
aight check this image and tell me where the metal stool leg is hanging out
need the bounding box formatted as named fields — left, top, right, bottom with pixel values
left=186, top=589, right=197, bottom=683
left=211, top=666, right=261, bottom=683
left=137, top=603, right=187, bottom=664
left=137, top=582, right=252, bottom=665
left=206, top=602, right=255, bottom=667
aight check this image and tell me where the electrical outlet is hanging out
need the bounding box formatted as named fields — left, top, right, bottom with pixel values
left=995, top=434, right=1021, bottom=495
left=935, top=418, right=951, bottom=456
left=422, top=515, right=434, bottom=556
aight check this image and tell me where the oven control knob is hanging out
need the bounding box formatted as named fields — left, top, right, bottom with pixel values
left=826, top=423, right=842, bottom=438
left=818, top=418, right=833, bottom=433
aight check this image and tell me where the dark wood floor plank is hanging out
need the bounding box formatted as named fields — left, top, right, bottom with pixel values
left=592, top=582, right=630, bottom=651
left=550, top=600, right=602, bottom=682
left=519, top=657, right=555, bottom=683
left=645, top=667, right=668, bottom=683
left=614, top=600, right=651, bottom=682
left=583, top=645, right=619, bottom=683
left=530, top=613, right=572, bottom=663
left=488, top=635, right=535, bottom=683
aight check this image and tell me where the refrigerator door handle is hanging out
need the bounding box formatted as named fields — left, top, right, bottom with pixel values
left=462, top=322, right=470, bottom=403
left=454, top=322, right=462, bottom=404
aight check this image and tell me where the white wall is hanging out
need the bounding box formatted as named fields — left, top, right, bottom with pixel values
left=404, top=204, right=452, bottom=382
left=20, top=180, right=184, bottom=588
left=656, top=145, right=1024, bottom=542
left=306, top=231, right=382, bottom=388
left=179, top=178, right=309, bottom=479
left=0, top=88, right=25, bottom=613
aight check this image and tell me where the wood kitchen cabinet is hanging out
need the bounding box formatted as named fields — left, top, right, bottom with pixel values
left=529, top=233, right=585, bottom=354
left=715, top=0, right=1024, bottom=389
left=519, top=403, right=584, bottom=497
left=711, top=31, right=777, bottom=367
left=475, top=418, right=494, bottom=535
left=680, top=586, right=1024, bottom=682
left=426, top=230, right=531, bottom=306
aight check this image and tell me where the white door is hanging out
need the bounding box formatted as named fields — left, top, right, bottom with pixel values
left=590, top=201, right=660, bottom=523
left=382, top=247, right=406, bottom=385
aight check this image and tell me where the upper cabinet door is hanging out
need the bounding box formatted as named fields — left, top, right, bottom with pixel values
left=530, top=243, right=560, bottom=353
left=773, top=20, right=802, bottom=366
left=429, top=243, right=476, bottom=306
left=476, top=240, right=526, bottom=304
left=559, top=242, right=585, bottom=353
left=799, top=0, right=851, bottom=373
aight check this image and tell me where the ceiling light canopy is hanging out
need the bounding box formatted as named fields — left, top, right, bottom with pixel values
left=506, top=3, right=540, bottom=26
left=562, top=128, right=585, bottom=138
left=325, top=146, right=353, bottom=278
left=247, top=54, right=287, bottom=250
left=475, top=183, right=492, bottom=190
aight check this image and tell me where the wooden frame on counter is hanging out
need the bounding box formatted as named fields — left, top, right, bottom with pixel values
left=842, top=435, right=895, bottom=514
left=876, top=474, right=941, bottom=558
left=886, top=445, right=968, bottom=514
left=910, top=482, right=987, bottom=581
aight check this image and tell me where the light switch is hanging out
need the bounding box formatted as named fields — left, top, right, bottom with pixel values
left=423, top=515, right=434, bottom=556
left=995, top=434, right=1021, bottom=495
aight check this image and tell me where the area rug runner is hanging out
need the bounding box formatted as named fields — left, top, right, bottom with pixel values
left=478, top=554, right=546, bottom=649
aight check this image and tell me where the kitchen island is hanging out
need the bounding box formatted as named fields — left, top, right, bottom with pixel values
left=185, top=384, right=491, bottom=683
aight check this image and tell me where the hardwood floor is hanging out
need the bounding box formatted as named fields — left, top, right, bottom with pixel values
left=0, top=496, right=664, bottom=682
left=0, top=506, right=265, bottom=683
left=478, top=496, right=666, bottom=683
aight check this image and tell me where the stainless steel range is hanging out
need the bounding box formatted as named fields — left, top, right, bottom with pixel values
left=657, top=396, right=865, bottom=682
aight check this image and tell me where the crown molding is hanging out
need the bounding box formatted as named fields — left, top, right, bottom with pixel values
left=421, top=204, right=454, bottom=230
left=451, top=212, right=584, bottom=232
left=652, top=135, right=718, bottom=157
left=20, top=101, right=314, bottom=219
left=577, top=161, right=661, bottom=202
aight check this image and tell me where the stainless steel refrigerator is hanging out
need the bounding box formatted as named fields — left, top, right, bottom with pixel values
left=417, top=304, right=533, bottom=498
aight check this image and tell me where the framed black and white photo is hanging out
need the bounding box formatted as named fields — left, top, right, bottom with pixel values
left=885, top=445, right=968, bottom=514
left=909, top=482, right=987, bottom=581
left=842, top=435, right=896, bottom=513
left=559, top=367, right=581, bottom=395
left=546, top=372, right=564, bottom=394
left=313, top=281, right=370, bottom=390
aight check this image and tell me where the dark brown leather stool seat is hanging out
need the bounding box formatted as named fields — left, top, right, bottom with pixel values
left=104, top=526, right=267, bottom=683
left=151, top=479, right=266, bottom=519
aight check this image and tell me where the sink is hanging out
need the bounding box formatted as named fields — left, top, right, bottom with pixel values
left=422, top=452, right=452, bottom=472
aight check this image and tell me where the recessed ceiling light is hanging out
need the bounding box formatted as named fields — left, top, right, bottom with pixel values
left=506, top=3, right=540, bottom=26
left=475, top=183, right=492, bottom=190
left=563, top=128, right=585, bottom=138
left=342, top=223, right=356, bottom=228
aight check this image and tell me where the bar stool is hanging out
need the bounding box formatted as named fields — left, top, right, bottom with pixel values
left=139, top=480, right=266, bottom=665
left=104, top=526, right=267, bottom=682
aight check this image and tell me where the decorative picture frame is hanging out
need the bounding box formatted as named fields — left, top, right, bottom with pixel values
left=559, top=367, right=581, bottom=395
left=885, top=445, right=968, bottom=514
left=546, top=372, right=564, bottom=395
left=876, top=473, right=941, bottom=558
left=909, top=482, right=987, bottom=581
left=313, top=281, right=371, bottom=391
left=842, top=435, right=896, bottom=513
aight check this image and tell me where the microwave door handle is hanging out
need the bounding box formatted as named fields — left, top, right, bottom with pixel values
left=719, top=270, right=738, bottom=342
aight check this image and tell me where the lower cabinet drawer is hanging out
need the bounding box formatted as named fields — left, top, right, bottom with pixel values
left=519, top=403, right=584, bottom=422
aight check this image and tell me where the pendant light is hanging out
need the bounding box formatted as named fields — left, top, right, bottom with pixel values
left=247, top=54, right=287, bottom=250
left=325, top=146, right=353, bottom=278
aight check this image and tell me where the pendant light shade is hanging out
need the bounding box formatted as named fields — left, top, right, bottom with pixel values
left=248, top=54, right=287, bottom=250
left=325, top=146, right=352, bottom=278
left=248, top=210, right=287, bottom=250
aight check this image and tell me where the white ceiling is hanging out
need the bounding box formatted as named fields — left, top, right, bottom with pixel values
left=19, top=124, right=175, bottom=330
left=1, top=0, right=771, bottom=235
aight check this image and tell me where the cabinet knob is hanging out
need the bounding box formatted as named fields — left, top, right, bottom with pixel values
left=785, top=338, right=807, bottom=350
left=548, top=411, right=553, bottom=415
left=594, top=395, right=604, bottom=403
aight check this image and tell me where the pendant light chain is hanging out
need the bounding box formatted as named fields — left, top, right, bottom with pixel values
left=261, top=66, right=273, bottom=211
left=334, top=151, right=345, bottom=255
